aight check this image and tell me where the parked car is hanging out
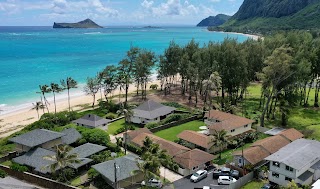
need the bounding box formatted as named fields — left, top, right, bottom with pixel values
left=190, top=170, right=208, bottom=182
left=141, top=178, right=163, bottom=188
left=261, top=183, right=276, bottom=189
left=220, top=167, right=231, bottom=176
left=212, top=168, right=222, bottom=179
left=217, top=176, right=237, bottom=185
left=231, top=169, right=240, bottom=179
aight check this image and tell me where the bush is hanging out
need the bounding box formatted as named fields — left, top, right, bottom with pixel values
left=105, top=142, right=121, bottom=152
left=56, top=168, right=75, bottom=182
left=105, top=113, right=118, bottom=120
left=91, top=150, right=112, bottom=164
left=160, top=113, right=191, bottom=125
left=126, top=143, right=141, bottom=155
left=80, top=128, right=110, bottom=146
left=98, top=101, right=120, bottom=113
left=149, top=84, right=158, bottom=90
left=114, top=125, right=136, bottom=135
left=10, top=163, right=28, bottom=172
left=0, top=169, right=7, bottom=178
left=145, top=122, right=159, bottom=129
left=88, top=168, right=99, bottom=180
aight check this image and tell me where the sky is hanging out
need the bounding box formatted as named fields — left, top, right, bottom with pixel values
left=0, top=0, right=244, bottom=26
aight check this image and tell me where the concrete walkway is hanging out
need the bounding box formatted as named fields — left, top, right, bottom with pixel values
left=160, top=166, right=183, bottom=182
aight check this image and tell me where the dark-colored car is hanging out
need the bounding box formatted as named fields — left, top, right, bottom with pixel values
left=212, top=168, right=221, bottom=179
left=231, top=170, right=240, bottom=179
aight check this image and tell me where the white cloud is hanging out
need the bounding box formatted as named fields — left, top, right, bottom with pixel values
left=141, top=0, right=154, bottom=9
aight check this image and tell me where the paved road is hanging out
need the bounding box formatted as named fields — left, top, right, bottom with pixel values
left=165, top=170, right=226, bottom=189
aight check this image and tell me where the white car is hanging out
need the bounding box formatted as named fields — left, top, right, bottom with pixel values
left=217, top=176, right=237, bottom=185
left=141, top=178, right=163, bottom=188
left=190, top=170, right=208, bottom=182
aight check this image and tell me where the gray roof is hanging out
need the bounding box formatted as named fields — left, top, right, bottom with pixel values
left=61, top=128, right=82, bottom=145
left=92, top=154, right=142, bottom=182
left=9, top=129, right=65, bottom=148
left=12, top=148, right=56, bottom=174
left=73, top=114, right=111, bottom=128
left=0, top=176, right=41, bottom=189
left=311, top=160, right=320, bottom=170
left=265, top=139, right=320, bottom=170
left=70, top=143, right=106, bottom=158
left=298, top=170, right=313, bottom=182
left=70, top=158, right=93, bottom=169
left=133, top=100, right=176, bottom=119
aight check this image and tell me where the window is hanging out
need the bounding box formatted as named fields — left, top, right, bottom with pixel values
left=272, top=172, right=279, bottom=178
left=286, top=165, right=293, bottom=172
left=285, top=177, right=292, bottom=181
left=231, top=129, right=235, bottom=132
left=273, top=161, right=280, bottom=167
left=244, top=125, right=248, bottom=128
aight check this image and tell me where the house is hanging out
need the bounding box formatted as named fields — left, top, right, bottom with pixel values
left=92, top=155, right=144, bottom=189
left=12, top=143, right=106, bottom=174
left=130, top=100, right=175, bottom=124
left=232, top=135, right=291, bottom=168
left=278, top=128, right=304, bottom=142
left=73, top=114, right=111, bottom=129
left=61, top=128, right=82, bottom=145
left=265, top=139, right=320, bottom=186
left=9, top=129, right=65, bottom=152
left=127, top=128, right=215, bottom=176
left=205, top=110, right=254, bottom=137
left=177, top=130, right=217, bottom=153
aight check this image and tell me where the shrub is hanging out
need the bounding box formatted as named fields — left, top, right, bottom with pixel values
left=145, top=122, right=159, bottom=129
left=56, top=168, right=75, bottom=182
left=0, top=169, right=7, bottom=178
left=114, top=125, right=136, bottom=135
left=105, top=113, right=118, bottom=120
left=149, top=84, right=158, bottom=90
left=10, top=163, right=28, bottom=172
left=88, top=168, right=99, bottom=180
left=126, top=143, right=141, bottom=155
left=160, top=113, right=191, bottom=125
left=81, top=128, right=110, bottom=146
left=98, top=101, right=120, bottom=113
left=105, top=142, right=121, bottom=152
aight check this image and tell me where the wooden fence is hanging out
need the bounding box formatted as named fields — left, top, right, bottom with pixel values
left=223, top=172, right=254, bottom=189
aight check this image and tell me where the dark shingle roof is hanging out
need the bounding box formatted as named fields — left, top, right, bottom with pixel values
left=70, top=143, right=106, bottom=158
left=73, top=114, right=111, bottom=128
left=9, top=129, right=65, bottom=148
left=298, top=170, right=313, bottom=182
left=133, top=100, right=176, bottom=119
left=12, top=148, right=55, bottom=174
left=92, top=155, right=141, bottom=182
left=61, top=128, right=82, bottom=145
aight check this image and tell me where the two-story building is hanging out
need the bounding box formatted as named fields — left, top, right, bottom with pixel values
left=205, top=110, right=254, bottom=137
left=265, top=139, right=320, bottom=186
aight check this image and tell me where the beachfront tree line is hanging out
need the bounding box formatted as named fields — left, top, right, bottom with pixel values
left=157, top=31, right=320, bottom=127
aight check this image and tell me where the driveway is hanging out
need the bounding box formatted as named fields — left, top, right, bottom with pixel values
left=164, top=170, right=226, bottom=189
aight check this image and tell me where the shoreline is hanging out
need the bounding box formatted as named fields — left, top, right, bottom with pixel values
left=212, top=30, right=263, bottom=40
left=0, top=79, right=160, bottom=138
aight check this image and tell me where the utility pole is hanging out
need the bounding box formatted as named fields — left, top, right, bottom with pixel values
left=114, top=162, right=118, bottom=189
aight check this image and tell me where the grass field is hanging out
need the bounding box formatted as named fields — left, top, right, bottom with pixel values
left=0, top=160, right=12, bottom=166
left=241, top=84, right=320, bottom=139
left=241, top=180, right=264, bottom=189
left=107, top=119, right=139, bottom=135
left=154, top=120, right=205, bottom=141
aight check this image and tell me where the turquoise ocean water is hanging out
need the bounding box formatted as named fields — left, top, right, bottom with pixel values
left=0, top=26, right=248, bottom=114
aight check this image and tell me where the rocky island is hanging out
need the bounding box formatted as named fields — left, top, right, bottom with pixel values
left=53, top=19, right=103, bottom=28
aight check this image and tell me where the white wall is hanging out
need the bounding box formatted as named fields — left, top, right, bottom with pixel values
left=268, top=161, right=297, bottom=186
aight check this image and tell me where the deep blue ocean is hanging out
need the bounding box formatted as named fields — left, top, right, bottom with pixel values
left=0, top=26, right=248, bottom=114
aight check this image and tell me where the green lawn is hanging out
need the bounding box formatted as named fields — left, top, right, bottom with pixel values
left=241, top=180, right=264, bottom=189
left=1, top=160, right=12, bottom=166
left=70, top=176, right=82, bottom=186
left=107, top=119, right=139, bottom=135
left=154, top=120, right=205, bottom=141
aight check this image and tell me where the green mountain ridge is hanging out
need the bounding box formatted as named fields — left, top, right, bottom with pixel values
left=197, top=14, right=231, bottom=27
left=53, top=19, right=103, bottom=29
left=214, top=0, right=320, bottom=33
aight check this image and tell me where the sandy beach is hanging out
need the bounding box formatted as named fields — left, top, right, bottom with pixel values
left=213, top=30, right=263, bottom=40
left=0, top=80, right=160, bottom=138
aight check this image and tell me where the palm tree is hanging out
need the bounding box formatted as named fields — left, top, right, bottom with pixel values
left=117, top=104, right=134, bottom=155
left=43, top=144, right=80, bottom=183
left=210, top=129, right=228, bottom=159
left=50, top=83, right=63, bottom=114
left=31, top=101, right=45, bottom=119
left=61, top=77, right=77, bottom=111
left=38, top=85, right=52, bottom=113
